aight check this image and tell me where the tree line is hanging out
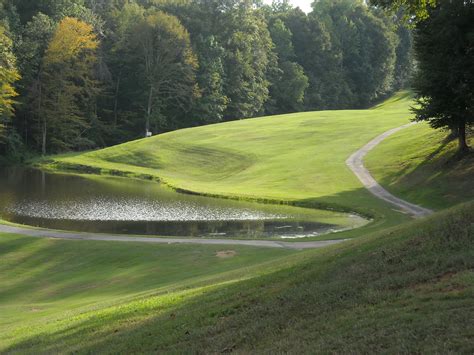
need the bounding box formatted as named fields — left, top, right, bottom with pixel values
left=0, top=0, right=413, bottom=158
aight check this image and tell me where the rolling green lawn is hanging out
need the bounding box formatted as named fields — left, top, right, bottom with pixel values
left=366, top=122, right=474, bottom=210
left=0, top=237, right=297, bottom=351
left=2, top=92, right=473, bottom=352
left=2, top=202, right=473, bottom=353
left=40, top=92, right=418, bottom=228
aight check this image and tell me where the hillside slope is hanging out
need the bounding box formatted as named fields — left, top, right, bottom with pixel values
left=0, top=238, right=297, bottom=351
left=366, top=122, right=474, bottom=209
left=43, top=92, right=417, bottom=225
left=3, top=92, right=472, bottom=352
left=3, top=202, right=473, bottom=353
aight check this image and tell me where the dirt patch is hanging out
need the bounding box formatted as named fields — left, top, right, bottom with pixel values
left=216, top=250, right=237, bottom=258
left=410, top=271, right=470, bottom=293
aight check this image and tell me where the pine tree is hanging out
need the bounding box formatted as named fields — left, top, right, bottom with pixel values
left=412, top=0, right=473, bottom=155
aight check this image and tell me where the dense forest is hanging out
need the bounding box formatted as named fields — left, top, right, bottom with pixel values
left=0, top=0, right=413, bottom=158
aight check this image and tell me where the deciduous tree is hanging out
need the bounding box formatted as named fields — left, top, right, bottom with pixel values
left=39, top=17, right=99, bottom=154
left=0, top=24, right=19, bottom=141
left=128, top=10, right=198, bottom=134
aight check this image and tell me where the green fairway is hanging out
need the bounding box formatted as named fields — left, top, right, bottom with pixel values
left=41, top=92, right=419, bottom=230
left=366, top=122, right=474, bottom=209
left=2, top=202, right=473, bottom=353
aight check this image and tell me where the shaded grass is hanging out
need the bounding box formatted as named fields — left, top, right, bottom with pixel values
left=366, top=123, right=474, bottom=209
left=0, top=235, right=297, bottom=349
left=3, top=202, right=473, bottom=353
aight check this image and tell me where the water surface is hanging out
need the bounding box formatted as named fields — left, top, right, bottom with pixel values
left=0, top=168, right=368, bottom=238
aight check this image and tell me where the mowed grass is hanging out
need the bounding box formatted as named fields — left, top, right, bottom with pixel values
left=366, top=122, right=474, bottom=209
left=41, top=92, right=417, bottom=226
left=2, top=202, right=473, bottom=353
left=3, top=92, right=473, bottom=352
left=0, top=236, right=297, bottom=351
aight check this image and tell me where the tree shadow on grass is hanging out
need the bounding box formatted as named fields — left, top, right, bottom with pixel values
left=377, top=135, right=474, bottom=209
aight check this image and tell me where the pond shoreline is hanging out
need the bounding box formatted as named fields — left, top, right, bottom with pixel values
left=0, top=167, right=366, bottom=241
left=0, top=223, right=348, bottom=250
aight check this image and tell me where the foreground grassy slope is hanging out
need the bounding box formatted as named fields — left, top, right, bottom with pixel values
left=0, top=238, right=296, bottom=350
left=2, top=202, right=473, bottom=353
left=366, top=123, right=474, bottom=209
left=42, top=93, right=416, bottom=223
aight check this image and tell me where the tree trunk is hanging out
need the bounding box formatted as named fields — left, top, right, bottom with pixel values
left=38, top=78, right=46, bottom=156
left=146, top=86, right=153, bottom=135
left=42, top=120, right=47, bottom=156
left=447, top=125, right=458, bottom=140
left=113, top=73, right=121, bottom=128
left=458, top=118, right=470, bottom=155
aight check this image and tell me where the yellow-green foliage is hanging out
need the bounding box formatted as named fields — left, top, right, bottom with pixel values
left=0, top=25, right=20, bottom=136
left=39, top=17, right=100, bottom=153
left=44, top=17, right=98, bottom=65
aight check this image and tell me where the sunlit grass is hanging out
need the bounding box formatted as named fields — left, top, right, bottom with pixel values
left=2, top=91, right=473, bottom=352
left=366, top=123, right=474, bottom=209
left=39, top=92, right=418, bottom=232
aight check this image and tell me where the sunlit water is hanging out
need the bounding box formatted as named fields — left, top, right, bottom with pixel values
left=0, top=168, right=368, bottom=238
left=9, top=198, right=285, bottom=221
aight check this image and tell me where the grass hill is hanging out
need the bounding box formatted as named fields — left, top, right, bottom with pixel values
left=40, top=91, right=473, bottom=234
left=1, top=92, right=472, bottom=352
left=2, top=202, right=473, bottom=353
left=42, top=92, right=417, bottom=226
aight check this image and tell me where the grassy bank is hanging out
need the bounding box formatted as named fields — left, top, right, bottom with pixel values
left=39, top=92, right=419, bottom=230
left=2, top=202, right=473, bottom=353
left=0, top=236, right=297, bottom=350
left=366, top=123, right=474, bottom=210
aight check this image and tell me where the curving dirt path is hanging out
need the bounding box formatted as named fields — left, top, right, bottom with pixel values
left=0, top=224, right=346, bottom=250
left=346, top=123, right=433, bottom=218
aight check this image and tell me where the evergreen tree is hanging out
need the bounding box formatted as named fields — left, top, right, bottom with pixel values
left=412, top=0, right=474, bottom=154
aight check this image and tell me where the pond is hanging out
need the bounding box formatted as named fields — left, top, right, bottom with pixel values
left=0, top=168, right=369, bottom=239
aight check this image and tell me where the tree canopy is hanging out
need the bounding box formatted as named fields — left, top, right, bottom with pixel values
left=0, top=0, right=414, bottom=157
left=370, top=0, right=437, bottom=19
left=39, top=17, right=99, bottom=154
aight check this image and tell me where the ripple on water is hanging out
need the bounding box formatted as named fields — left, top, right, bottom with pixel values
left=7, top=198, right=287, bottom=222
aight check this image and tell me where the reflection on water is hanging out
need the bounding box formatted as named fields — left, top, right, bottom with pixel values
left=0, top=167, right=368, bottom=238
left=8, top=199, right=284, bottom=221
